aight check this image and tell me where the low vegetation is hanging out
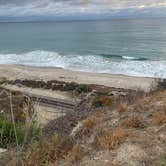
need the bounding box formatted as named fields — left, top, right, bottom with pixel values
left=0, top=81, right=166, bottom=165
left=152, top=112, right=166, bottom=125
left=7, top=79, right=92, bottom=94
left=92, top=96, right=112, bottom=107
left=158, top=154, right=166, bottom=166
left=117, top=103, right=128, bottom=114
left=97, top=128, right=128, bottom=150
left=121, top=114, right=146, bottom=129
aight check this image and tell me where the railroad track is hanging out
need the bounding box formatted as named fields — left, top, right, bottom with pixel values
left=23, top=93, right=77, bottom=111
left=0, top=86, right=77, bottom=111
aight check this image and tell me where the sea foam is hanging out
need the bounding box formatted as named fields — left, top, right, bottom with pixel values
left=0, top=50, right=166, bottom=78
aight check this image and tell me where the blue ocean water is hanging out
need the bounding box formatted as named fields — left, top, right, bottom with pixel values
left=0, top=18, right=166, bottom=78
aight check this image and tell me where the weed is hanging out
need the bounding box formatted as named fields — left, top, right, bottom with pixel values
left=121, top=114, right=146, bottom=129
left=83, top=117, right=96, bottom=129
left=117, top=103, right=128, bottom=114
left=152, top=112, right=166, bottom=125
left=75, top=84, right=92, bottom=94
left=97, top=127, right=128, bottom=150
left=0, top=119, right=24, bottom=148
left=70, top=145, right=85, bottom=163
left=0, top=118, right=41, bottom=148
left=153, top=154, right=166, bottom=166
left=93, top=96, right=112, bottom=107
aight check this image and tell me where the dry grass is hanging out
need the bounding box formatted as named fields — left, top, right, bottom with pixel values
left=0, top=134, right=74, bottom=166
left=152, top=112, right=166, bottom=125
left=1, top=86, right=166, bottom=165
left=117, top=103, right=128, bottom=114
left=0, top=88, right=34, bottom=123
left=93, top=96, right=112, bottom=107
left=106, top=161, right=116, bottom=166
left=83, top=117, right=97, bottom=129
left=73, top=117, right=97, bottom=139
left=121, top=114, right=146, bottom=129
left=97, top=127, right=128, bottom=150
left=70, top=145, right=85, bottom=163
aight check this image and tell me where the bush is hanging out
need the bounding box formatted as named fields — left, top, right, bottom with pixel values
left=74, top=117, right=97, bottom=139
left=121, top=114, right=146, bottom=129
left=0, top=114, right=41, bottom=148
left=97, top=128, right=128, bottom=150
left=75, top=84, right=92, bottom=94
left=159, top=155, right=166, bottom=166
left=70, top=145, right=85, bottom=163
left=117, top=103, right=128, bottom=114
left=0, top=133, right=75, bottom=166
left=92, top=96, right=112, bottom=107
left=83, top=117, right=96, bottom=129
left=152, top=112, right=166, bottom=125
left=0, top=119, right=24, bottom=148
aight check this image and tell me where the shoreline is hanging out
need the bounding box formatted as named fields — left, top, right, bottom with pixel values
left=0, top=63, right=159, bottom=79
left=0, top=64, right=156, bottom=91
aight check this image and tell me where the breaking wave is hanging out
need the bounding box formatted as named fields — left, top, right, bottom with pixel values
left=0, top=50, right=165, bottom=78
left=99, top=53, right=148, bottom=61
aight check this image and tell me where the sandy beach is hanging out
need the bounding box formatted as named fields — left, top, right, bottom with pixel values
left=0, top=64, right=155, bottom=91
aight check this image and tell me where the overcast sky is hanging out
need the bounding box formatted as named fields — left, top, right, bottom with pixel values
left=0, top=0, right=166, bottom=21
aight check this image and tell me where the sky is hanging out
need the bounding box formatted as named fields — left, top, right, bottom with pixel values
left=0, top=0, right=166, bottom=21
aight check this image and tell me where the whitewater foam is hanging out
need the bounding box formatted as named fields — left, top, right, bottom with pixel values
left=0, top=50, right=165, bottom=78
left=122, top=56, right=147, bottom=61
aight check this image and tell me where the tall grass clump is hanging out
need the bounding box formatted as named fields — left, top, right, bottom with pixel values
left=0, top=114, right=24, bottom=148
left=0, top=90, right=41, bottom=149
left=97, top=128, right=128, bottom=150
left=0, top=112, right=41, bottom=149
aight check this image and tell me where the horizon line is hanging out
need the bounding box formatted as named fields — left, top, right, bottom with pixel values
left=0, top=16, right=166, bottom=24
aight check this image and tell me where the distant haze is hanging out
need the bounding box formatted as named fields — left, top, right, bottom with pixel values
left=0, top=0, right=166, bottom=21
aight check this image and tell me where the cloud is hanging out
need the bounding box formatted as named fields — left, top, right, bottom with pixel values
left=0, top=0, right=166, bottom=21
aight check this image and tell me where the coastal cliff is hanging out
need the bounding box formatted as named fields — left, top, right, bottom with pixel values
left=0, top=74, right=165, bottom=166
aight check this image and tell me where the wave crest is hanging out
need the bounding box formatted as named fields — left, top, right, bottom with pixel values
left=100, top=53, right=148, bottom=61
left=0, top=50, right=165, bottom=78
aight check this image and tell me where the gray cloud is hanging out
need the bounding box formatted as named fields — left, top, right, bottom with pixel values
left=0, top=0, right=166, bottom=21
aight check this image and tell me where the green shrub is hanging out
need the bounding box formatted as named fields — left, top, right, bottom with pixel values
left=75, top=84, right=91, bottom=93
left=27, top=122, right=42, bottom=143
left=0, top=114, right=41, bottom=148
left=159, top=155, right=166, bottom=166
left=0, top=120, right=24, bottom=148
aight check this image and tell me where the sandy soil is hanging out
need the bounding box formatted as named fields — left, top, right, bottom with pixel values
left=34, top=105, right=66, bottom=126
left=0, top=64, right=155, bottom=91
left=1, top=84, right=77, bottom=102
left=0, top=84, right=77, bottom=125
left=0, top=148, right=7, bottom=154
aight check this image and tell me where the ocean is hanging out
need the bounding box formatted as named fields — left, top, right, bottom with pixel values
left=0, top=18, right=166, bottom=78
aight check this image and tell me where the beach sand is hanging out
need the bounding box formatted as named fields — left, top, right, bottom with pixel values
left=0, top=64, right=155, bottom=91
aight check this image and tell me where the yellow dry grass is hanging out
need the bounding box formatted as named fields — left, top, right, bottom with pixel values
left=152, top=112, right=166, bottom=125
left=97, top=127, right=128, bottom=150
left=70, top=145, right=85, bottom=163
left=117, top=103, right=128, bottom=114
left=121, top=114, right=146, bottom=129
left=83, top=117, right=97, bottom=129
